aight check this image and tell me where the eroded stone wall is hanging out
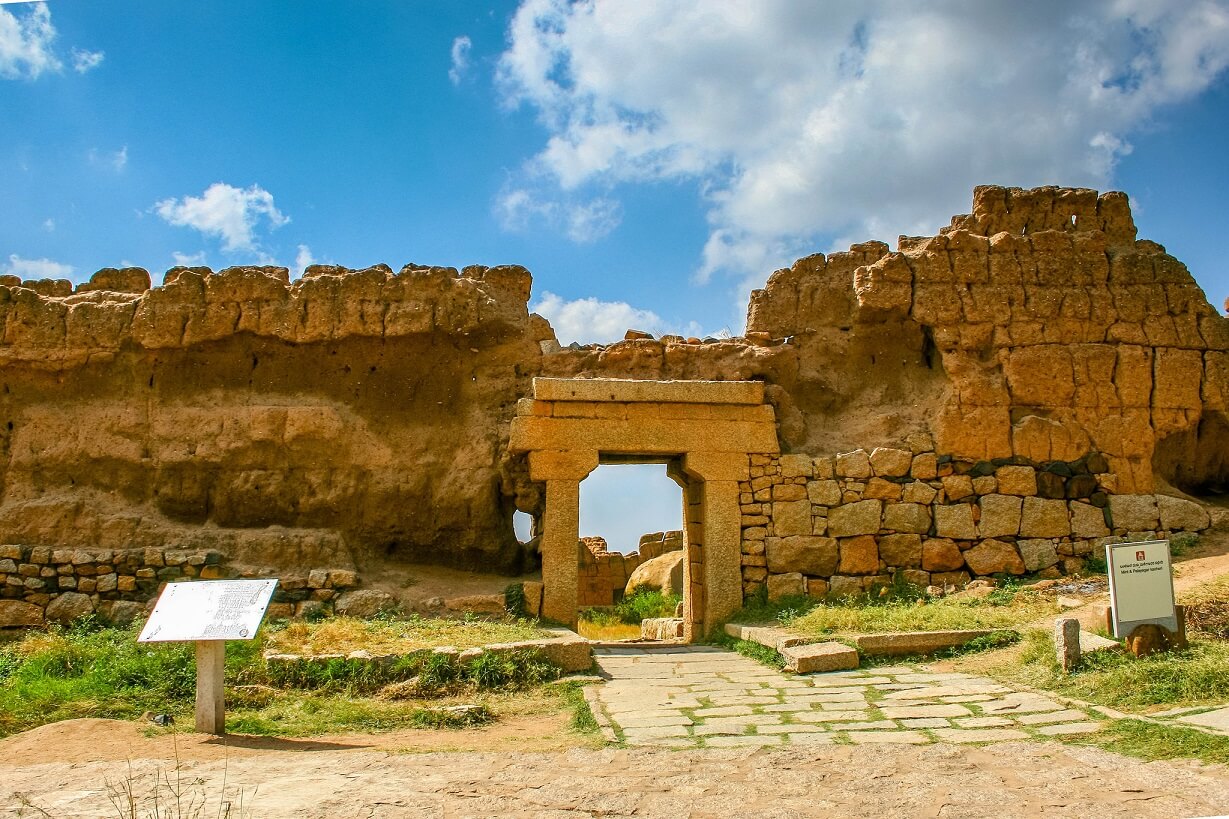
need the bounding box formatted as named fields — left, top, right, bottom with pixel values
left=0, top=185, right=1224, bottom=621
left=577, top=531, right=684, bottom=607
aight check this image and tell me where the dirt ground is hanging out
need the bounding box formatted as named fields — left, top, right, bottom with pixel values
left=3, top=718, right=1229, bottom=818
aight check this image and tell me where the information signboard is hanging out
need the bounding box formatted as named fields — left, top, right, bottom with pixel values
left=138, top=579, right=278, bottom=643
left=1106, top=540, right=1177, bottom=637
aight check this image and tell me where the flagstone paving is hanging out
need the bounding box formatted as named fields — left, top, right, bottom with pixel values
left=589, top=645, right=1106, bottom=748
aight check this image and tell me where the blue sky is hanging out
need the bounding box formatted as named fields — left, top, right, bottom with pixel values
left=4, top=1, right=1228, bottom=553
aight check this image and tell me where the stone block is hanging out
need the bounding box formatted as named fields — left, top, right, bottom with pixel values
left=910, top=453, right=938, bottom=480
left=902, top=481, right=938, bottom=504
left=308, top=569, right=329, bottom=588
left=1108, top=494, right=1159, bottom=530
left=772, top=483, right=808, bottom=501
left=806, top=578, right=830, bottom=597
left=766, top=536, right=838, bottom=576
left=827, top=500, right=882, bottom=537
left=641, top=617, right=685, bottom=640
left=839, top=535, right=879, bottom=575
left=334, top=589, right=397, bottom=617
left=978, top=494, right=1022, bottom=537
left=835, top=449, right=872, bottom=478
left=934, top=504, right=976, bottom=539
left=1157, top=496, right=1211, bottom=531
left=869, top=447, right=912, bottom=477
left=827, top=575, right=864, bottom=598
left=995, top=465, right=1038, bottom=496
left=963, top=539, right=1025, bottom=576
left=767, top=572, right=806, bottom=600
left=808, top=479, right=842, bottom=505
left=854, top=630, right=998, bottom=656
left=773, top=500, right=813, bottom=536
left=781, top=641, right=859, bottom=673
left=1017, top=539, right=1060, bottom=572
left=864, top=478, right=903, bottom=501
left=878, top=534, right=923, bottom=568
left=922, top=538, right=965, bottom=572
left=779, top=454, right=813, bottom=479
left=1020, top=497, right=1071, bottom=537
left=883, top=502, right=931, bottom=534
left=942, top=474, right=974, bottom=501
left=901, top=569, right=930, bottom=588
left=1069, top=502, right=1110, bottom=537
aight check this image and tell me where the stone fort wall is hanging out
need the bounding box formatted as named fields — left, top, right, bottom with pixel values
left=0, top=185, right=1224, bottom=625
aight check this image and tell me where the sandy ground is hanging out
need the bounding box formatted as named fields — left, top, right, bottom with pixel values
left=2, top=719, right=1229, bottom=817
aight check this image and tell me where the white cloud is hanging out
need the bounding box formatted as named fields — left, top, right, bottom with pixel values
left=449, top=35, right=472, bottom=85
left=155, top=182, right=289, bottom=252
left=0, top=2, right=59, bottom=78
left=41, top=217, right=53, bottom=232
left=70, top=46, right=102, bottom=73
left=498, top=0, right=1229, bottom=281
left=535, top=290, right=680, bottom=344
left=171, top=251, right=207, bottom=267
left=3, top=253, right=72, bottom=279
left=90, top=145, right=127, bottom=171
left=494, top=185, right=621, bottom=242
left=294, top=244, right=316, bottom=272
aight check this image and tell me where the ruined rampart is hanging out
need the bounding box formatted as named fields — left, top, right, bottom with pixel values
left=0, top=185, right=1224, bottom=624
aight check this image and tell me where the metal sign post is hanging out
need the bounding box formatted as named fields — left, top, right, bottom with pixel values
left=138, top=579, right=279, bottom=734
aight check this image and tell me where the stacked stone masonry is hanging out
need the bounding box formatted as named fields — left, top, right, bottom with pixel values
left=0, top=544, right=360, bottom=627
left=577, top=531, right=683, bottom=607
left=740, top=444, right=1212, bottom=599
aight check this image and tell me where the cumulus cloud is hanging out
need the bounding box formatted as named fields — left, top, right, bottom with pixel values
left=171, top=250, right=207, bottom=267
left=294, top=244, right=316, bottom=273
left=495, top=185, right=621, bottom=242
left=3, top=253, right=72, bottom=279
left=533, top=291, right=665, bottom=345
left=498, top=0, right=1229, bottom=281
left=0, top=2, right=59, bottom=78
left=155, top=182, right=289, bottom=253
left=70, top=46, right=103, bottom=73
left=449, top=35, right=471, bottom=85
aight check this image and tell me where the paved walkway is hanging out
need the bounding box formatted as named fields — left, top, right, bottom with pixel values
left=589, top=645, right=1105, bottom=748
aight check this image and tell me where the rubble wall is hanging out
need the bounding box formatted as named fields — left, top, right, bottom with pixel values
left=0, top=185, right=1224, bottom=622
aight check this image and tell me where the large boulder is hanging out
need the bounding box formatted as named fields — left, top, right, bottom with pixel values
left=44, top=592, right=95, bottom=625
left=624, top=550, right=684, bottom=597
left=0, top=600, right=44, bottom=627
left=334, top=589, right=397, bottom=618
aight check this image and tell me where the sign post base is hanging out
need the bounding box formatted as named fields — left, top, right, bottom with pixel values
left=195, top=641, right=226, bottom=735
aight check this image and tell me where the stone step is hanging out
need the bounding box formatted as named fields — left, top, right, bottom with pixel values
left=780, top=641, right=860, bottom=673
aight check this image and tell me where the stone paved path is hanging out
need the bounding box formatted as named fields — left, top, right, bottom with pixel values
left=590, top=645, right=1105, bottom=748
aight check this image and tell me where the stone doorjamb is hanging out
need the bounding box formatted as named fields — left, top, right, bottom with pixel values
left=509, top=378, right=779, bottom=638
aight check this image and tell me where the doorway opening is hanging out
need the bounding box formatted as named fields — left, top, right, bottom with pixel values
left=575, top=462, right=686, bottom=641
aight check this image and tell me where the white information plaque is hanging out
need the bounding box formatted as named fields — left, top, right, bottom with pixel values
left=138, top=579, right=278, bottom=643
left=1106, top=540, right=1177, bottom=637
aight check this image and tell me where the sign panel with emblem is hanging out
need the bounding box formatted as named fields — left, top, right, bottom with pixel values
left=1106, top=540, right=1177, bottom=637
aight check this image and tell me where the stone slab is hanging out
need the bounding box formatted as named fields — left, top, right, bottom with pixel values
left=781, top=641, right=860, bottom=673
left=1176, top=707, right=1229, bottom=734
left=533, top=377, right=764, bottom=405
left=854, top=630, right=999, bottom=656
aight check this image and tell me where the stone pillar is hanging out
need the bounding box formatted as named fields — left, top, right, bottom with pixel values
left=685, top=452, right=750, bottom=637
left=1054, top=617, right=1081, bottom=672
left=529, top=450, right=598, bottom=629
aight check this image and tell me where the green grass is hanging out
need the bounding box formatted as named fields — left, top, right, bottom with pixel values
left=786, top=588, right=1058, bottom=636
left=984, top=629, right=1229, bottom=710
left=0, top=619, right=564, bottom=739
left=264, top=614, right=549, bottom=656
left=580, top=588, right=682, bottom=628
left=1065, top=717, right=1229, bottom=766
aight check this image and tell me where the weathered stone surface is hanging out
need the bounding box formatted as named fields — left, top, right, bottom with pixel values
left=827, top=500, right=882, bottom=537
left=334, top=589, right=397, bottom=618
left=934, top=504, right=976, bottom=539
left=869, top=448, right=912, bottom=477
left=922, top=538, right=965, bottom=572
left=835, top=449, right=872, bottom=478
left=839, top=535, right=879, bottom=575
left=641, top=617, right=684, bottom=640
left=1069, top=502, right=1110, bottom=538
left=995, top=466, right=1037, bottom=496
left=778, top=454, right=813, bottom=479
left=44, top=591, right=95, bottom=624
left=808, top=480, right=842, bottom=506
left=941, top=475, right=974, bottom=502
left=625, top=551, right=684, bottom=596
left=0, top=600, right=43, bottom=627
left=1020, top=497, right=1071, bottom=537
left=827, top=575, right=864, bottom=597
left=963, top=539, right=1025, bottom=576
left=878, top=534, right=923, bottom=568
left=978, top=495, right=1022, bottom=537
left=1157, top=496, right=1211, bottom=531
left=902, top=481, right=938, bottom=504
left=855, top=630, right=998, bottom=656
left=767, top=572, right=806, bottom=600
left=773, top=500, right=813, bottom=536
left=781, top=641, right=859, bottom=673
left=883, top=503, right=931, bottom=534
left=1017, top=539, right=1060, bottom=572
left=766, top=536, right=839, bottom=576
left=1108, top=494, right=1159, bottom=530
